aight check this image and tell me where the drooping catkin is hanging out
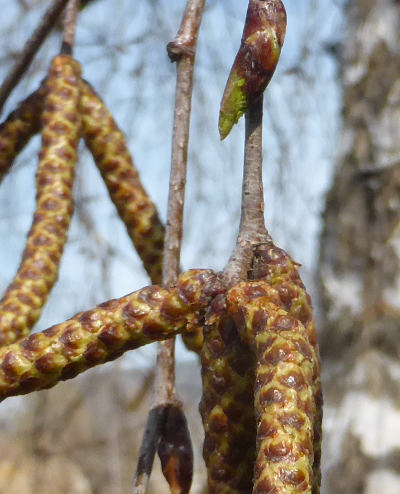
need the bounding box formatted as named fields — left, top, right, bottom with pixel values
left=79, top=80, right=164, bottom=284
left=0, top=55, right=81, bottom=346
left=227, top=284, right=316, bottom=494
left=0, top=84, right=45, bottom=183
left=79, top=80, right=205, bottom=354
left=250, top=243, right=322, bottom=493
left=200, top=293, right=256, bottom=494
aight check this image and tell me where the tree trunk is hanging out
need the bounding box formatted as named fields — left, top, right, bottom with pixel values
left=320, top=0, right=400, bottom=492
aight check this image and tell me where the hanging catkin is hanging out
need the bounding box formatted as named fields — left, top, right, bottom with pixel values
left=0, top=55, right=81, bottom=346
left=79, top=80, right=164, bottom=284
left=80, top=80, right=204, bottom=353
left=0, top=84, right=45, bottom=183
left=200, top=294, right=256, bottom=494
left=226, top=243, right=322, bottom=494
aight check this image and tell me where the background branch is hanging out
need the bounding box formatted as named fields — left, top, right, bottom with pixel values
left=0, top=0, right=68, bottom=114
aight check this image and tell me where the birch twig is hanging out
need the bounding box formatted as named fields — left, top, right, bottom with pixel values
left=132, top=2, right=206, bottom=493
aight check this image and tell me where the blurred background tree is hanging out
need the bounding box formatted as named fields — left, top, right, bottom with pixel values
left=1, top=0, right=399, bottom=493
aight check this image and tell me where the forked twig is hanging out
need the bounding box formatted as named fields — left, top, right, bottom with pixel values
left=0, top=0, right=68, bottom=114
left=133, top=1, right=206, bottom=493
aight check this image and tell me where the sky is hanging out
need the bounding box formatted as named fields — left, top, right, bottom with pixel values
left=0, top=0, right=345, bottom=367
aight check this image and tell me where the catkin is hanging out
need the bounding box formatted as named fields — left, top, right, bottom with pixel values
left=250, top=243, right=322, bottom=493
left=79, top=80, right=164, bottom=284
left=0, top=84, right=45, bottom=183
left=0, top=55, right=81, bottom=346
left=200, top=294, right=256, bottom=494
left=0, top=269, right=223, bottom=401
left=227, top=284, right=316, bottom=494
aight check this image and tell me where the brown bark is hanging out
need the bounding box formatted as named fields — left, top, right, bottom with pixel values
left=319, top=0, right=400, bottom=491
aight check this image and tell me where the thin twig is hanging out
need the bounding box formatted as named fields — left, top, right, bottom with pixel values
left=61, top=0, right=81, bottom=54
left=0, top=0, right=68, bottom=115
left=240, top=97, right=268, bottom=240
left=132, top=1, right=205, bottom=493
left=157, top=0, right=206, bottom=402
left=223, top=96, right=270, bottom=286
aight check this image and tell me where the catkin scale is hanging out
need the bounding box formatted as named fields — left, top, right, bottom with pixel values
left=0, top=55, right=81, bottom=347
left=0, top=269, right=223, bottom=401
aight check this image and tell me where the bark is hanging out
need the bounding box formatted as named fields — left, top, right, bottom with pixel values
left=319, top=0, right=400, bottom=491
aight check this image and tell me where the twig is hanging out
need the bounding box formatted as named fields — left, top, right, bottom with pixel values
left=223, top=96, right=270, bottom=286
left=0, top=0, right=68, bottom=114
left=240, top=97, right=268, bottom=241
left=157, top=0, right=206, bottom=402
left=132, top=1, right=205, bottom=493
left=61, top=0, right=81, bottom=54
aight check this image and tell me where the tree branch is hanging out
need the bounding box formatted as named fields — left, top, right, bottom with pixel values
left=0, top=0, right=68, bottom=115
left=132, top=2, right=205, bottom=493
left=61, top=0, right=81, bottom=55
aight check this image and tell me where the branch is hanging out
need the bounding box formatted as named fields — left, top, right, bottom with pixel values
left=132, top=1, right=206, bottom=493
left=158, top=0, right=206, bottom=413
left=61, top=0, right=81, bottom=54
left=0, top=0, right=68, bottom=115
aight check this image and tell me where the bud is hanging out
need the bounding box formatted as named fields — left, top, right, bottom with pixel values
left=219, top=0, right=287, bottom=140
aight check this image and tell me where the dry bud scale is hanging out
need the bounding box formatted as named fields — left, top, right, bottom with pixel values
left=219, top=0, right=286, bottom=140
left=0, top=55, right=81, bottom=347
left=158, top=404, right=194, bottom=494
